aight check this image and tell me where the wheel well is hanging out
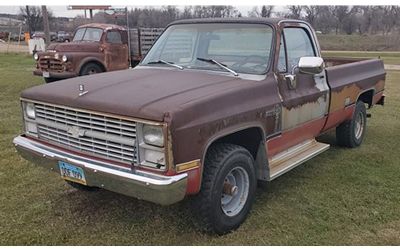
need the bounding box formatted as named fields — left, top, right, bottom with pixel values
left=358, top=89, right=374, bottom=108
left=213, top=127, right=263, bottom=159
left=208, top=127, right=269, bottom=181
left=79, top=60, right=106, bottom=74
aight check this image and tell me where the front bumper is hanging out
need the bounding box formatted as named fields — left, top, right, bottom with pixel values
left=33, top=69, right=77, bottom=79
left=13, top=135, right=187, bottom=205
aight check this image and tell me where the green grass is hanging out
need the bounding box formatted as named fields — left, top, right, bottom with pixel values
left=322, top=51, right=400, bottom=65
left=318, top=34, right=400, bottom=52
left=1, top=53, right=400, bottom=245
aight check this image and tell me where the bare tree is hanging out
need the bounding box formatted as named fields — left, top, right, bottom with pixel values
left=192, top=5, right=239, bottom=18
left=286, top=5, right=303, bottom=19
left=19, top=6, right=41, bottom=35
left=41, top=5, right=50, bottom=45
left=380, top=6, right=400, bottom=35
left=332, top=6, right=349, bottom=34
left=261, top=6, right=274, bottom=17
left=342, top=6, right=359, bottom=35
left=302, top=6, right=319, bottom=27
left=248, top=6, right=273, bottom=18
left=182, top=6, right=193, bottom=19
left=248, top=6, right=261, bottom=17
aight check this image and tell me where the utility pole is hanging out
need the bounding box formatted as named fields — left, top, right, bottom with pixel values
left=126, top=7, right=131, bottom=68
left=25, top=6, right=32, bottom=36
left=41, top=5, right=50, bottom=48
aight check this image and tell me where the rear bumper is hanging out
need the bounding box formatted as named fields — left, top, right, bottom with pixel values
left=13, top=135, right=188, bottom=205
left=33, top=69, right=77, bottom=79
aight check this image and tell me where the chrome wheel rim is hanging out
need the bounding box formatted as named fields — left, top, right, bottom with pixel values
left=221, top=166, right=249, bottom=217
left=354, top=112, right=365, bottom=140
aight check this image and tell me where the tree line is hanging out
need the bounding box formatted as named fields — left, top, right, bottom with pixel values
left=95, top=5, right=400, bottom=35
left=18, top=5, right=400, bottom=36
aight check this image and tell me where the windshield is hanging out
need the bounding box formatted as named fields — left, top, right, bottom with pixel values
left=141, top=23, right=273, bottom=75
left=73, top=28, right=103, bottom=42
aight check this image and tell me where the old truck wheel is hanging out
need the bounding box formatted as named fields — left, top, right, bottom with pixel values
left=80, top=63, right=103, bottom=76
left=336, top=101, right=367, bottom=148
left=194, top=143, right=256, bottom=234
left=65, top=181, right=99, bottom=192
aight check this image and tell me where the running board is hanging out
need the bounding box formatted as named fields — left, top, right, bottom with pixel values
left=269, top=139, right=330, bottom=180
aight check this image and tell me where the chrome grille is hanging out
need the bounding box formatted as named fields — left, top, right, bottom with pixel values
left=34, top=103, right=138, bottom=164
left=39, top=58, right=63, bottom=72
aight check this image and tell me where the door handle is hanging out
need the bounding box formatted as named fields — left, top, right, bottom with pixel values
left=285, top=74, right=296, bottom=89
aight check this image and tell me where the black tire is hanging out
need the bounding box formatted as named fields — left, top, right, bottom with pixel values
left=336, top=101, right=367, bottom=148
left=64, top=39, right=69, bottom=43
left=193, top=143, right=256, bottom=234
left=66, top=181, right=99, bottom=192
left=44, top=77, right=58, bottom=83
left=80, top=63, right=103, bottom=76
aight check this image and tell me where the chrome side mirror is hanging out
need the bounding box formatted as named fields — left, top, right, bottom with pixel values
left=298, top=56, right=324, bottom=75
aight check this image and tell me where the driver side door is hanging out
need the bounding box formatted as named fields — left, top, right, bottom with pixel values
left=104, top=30, right=129, bottom=71
left=271, top=23, right=330, bottom=154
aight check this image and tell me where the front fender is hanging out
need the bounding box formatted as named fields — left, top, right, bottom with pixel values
left=77, top=56, right=106, bottom=74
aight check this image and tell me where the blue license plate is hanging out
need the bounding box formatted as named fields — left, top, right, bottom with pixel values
left=58, top=161, right=87, bottom=185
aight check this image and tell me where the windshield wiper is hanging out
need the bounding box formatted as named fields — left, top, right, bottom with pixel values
left=196, top=57, right=238, bottom=76
left=146, top=59, right=184, bottom=70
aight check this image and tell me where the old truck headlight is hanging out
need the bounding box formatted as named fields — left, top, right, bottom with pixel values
left=33, top=53, right=39, bottom=61
left=143, top=124, right=164, bottom=147
left=25, top=121, right=38, bottom=135
left=139, top=124, right=166, bottom=170
left=22, top=102, right=38, bottom=137
left=62, top=54, right=68, bottom=62
left=143, top=148, right=165, bottom=166
left=25, top=102, right=36, bottom=119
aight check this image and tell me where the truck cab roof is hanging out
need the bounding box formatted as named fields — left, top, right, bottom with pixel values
left=77, top=23, right=126, bottom=31
left=169, top=17, right=307, bottom=27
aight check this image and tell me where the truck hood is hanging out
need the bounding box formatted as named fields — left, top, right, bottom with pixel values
left=47, top=41, right=100, bottom=53
left=21, top=67, right=254, bottom=122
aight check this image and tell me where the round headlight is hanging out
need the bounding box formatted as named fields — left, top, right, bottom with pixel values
left=54, top=53, right=59, bottom=59
left=33, top=53, right=39, bottom=61
left=62, top=55, right=68, bottom=62
left=26, top=103, right=36, bottom=119
left=143, top=125, right=164, bottom=147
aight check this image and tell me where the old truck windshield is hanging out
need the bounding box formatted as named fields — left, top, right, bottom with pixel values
left=73, top=28, right=103, bottom=42
left=142, top=23, right=273, bottom=75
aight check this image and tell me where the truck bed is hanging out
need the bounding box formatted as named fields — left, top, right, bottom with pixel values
left=322, top=58, right=386, bottom=131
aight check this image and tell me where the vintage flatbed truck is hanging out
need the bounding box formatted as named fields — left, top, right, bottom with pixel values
left=33, top=23, right=163, bottom=83
left=14, top=18, right=385, bottom=234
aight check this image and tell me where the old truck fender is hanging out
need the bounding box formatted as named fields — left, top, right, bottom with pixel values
left=200, top=123, right=270, bottom=183
left=77, top=57, right=106, bottom=75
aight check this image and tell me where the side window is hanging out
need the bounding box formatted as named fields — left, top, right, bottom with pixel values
left=283, top=27, right=316, bottom=71
left=106, top=31, right=122, bottom=44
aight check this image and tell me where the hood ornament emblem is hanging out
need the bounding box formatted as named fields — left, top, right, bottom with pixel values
left=79, top=84, right=88, bottom=96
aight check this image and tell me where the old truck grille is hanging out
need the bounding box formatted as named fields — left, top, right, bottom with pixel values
left=34, top=103, right=138, bottom=164
left=39, top=58, right=63, bottom=72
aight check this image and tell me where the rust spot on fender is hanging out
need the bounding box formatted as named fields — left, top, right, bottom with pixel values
left=330, top=84, right=362, bottom=112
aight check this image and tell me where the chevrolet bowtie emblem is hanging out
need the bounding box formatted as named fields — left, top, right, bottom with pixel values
left=79, top=84, right=88, bottom=96
left=67, top=126, right=86, bottom=138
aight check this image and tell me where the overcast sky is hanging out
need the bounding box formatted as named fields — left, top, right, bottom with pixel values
left=0, top=5, right=282, bottom=18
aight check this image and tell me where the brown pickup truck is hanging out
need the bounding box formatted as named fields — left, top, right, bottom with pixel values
left=33, top=23, right=163, bottom=83
left=15, top=18, right=385, bottom=234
